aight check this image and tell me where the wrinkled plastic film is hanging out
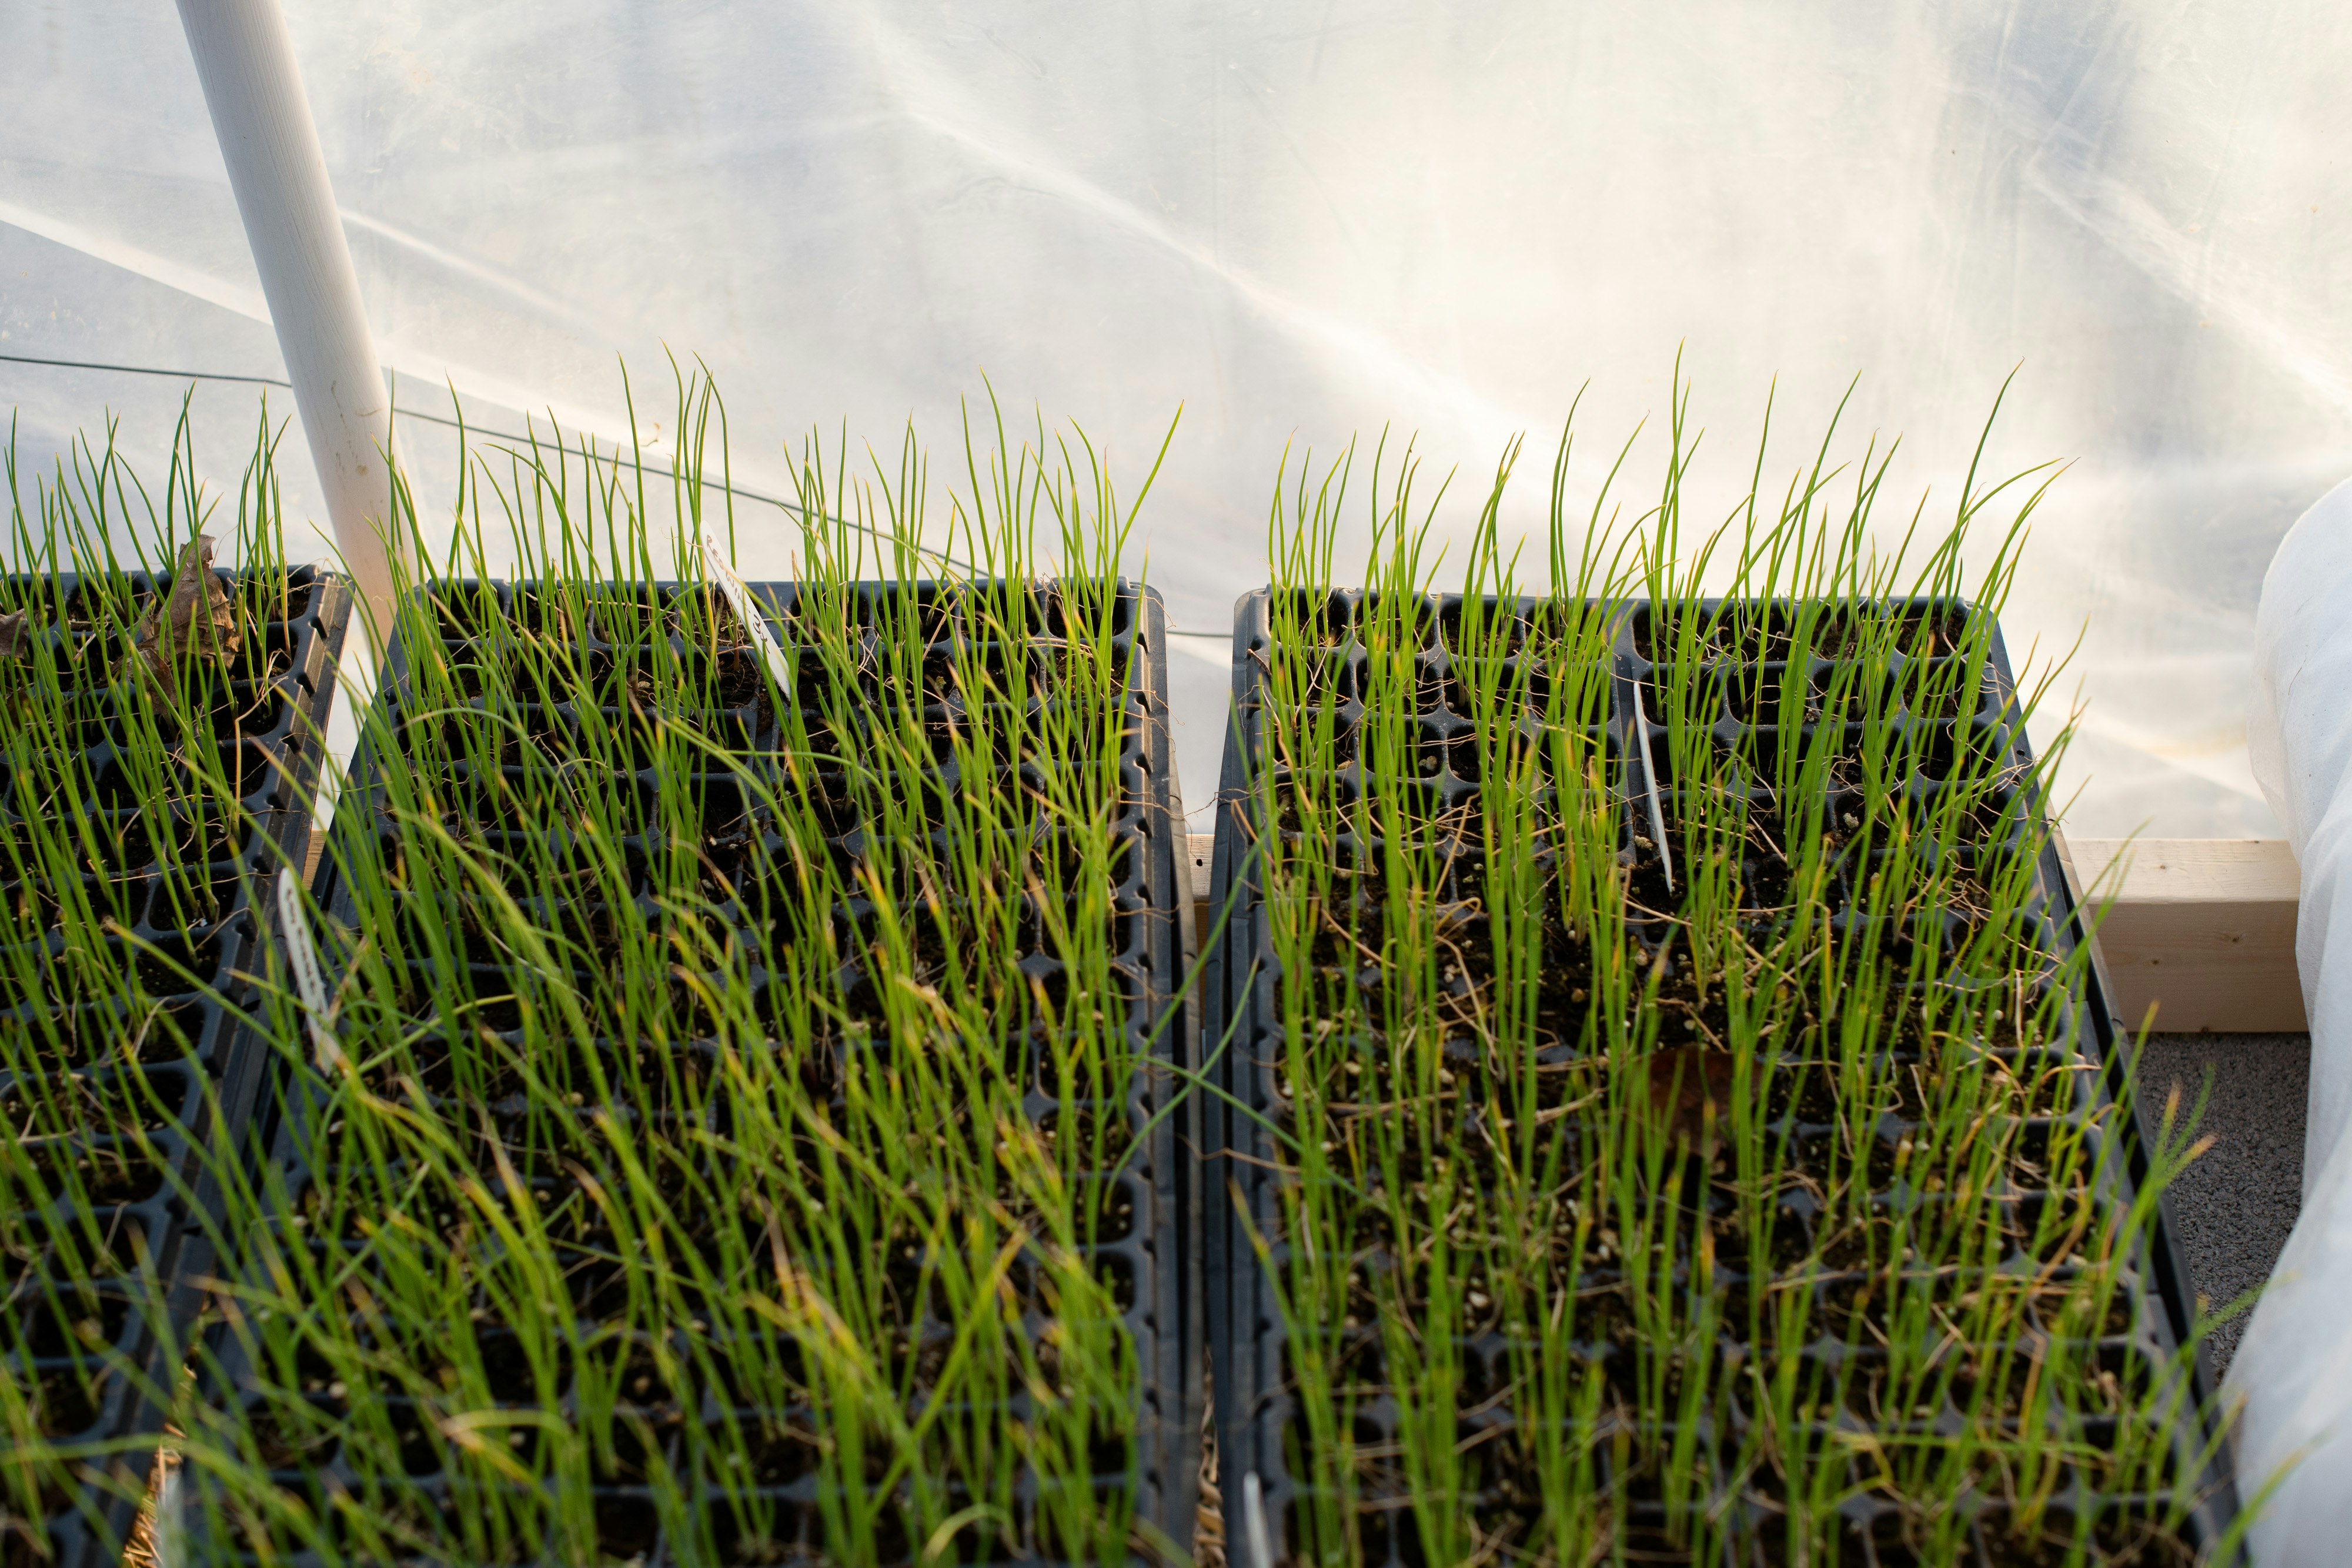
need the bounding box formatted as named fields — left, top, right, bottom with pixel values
left=6, top=2, right=2352, bottom=834
left=2229, top=477, right=2352, bottom=1560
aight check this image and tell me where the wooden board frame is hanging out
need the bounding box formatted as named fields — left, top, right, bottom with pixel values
left=2062, top=836, right=2305, bottom=1034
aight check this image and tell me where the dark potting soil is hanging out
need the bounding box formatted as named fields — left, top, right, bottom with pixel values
left=0, top=566, right=351, bottom=1568
left=1207, top=591, right=2232, bottom=1568
left=194, top=579, right=1200, bottom=1566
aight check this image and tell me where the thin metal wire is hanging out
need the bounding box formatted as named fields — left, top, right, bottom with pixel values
left=2, top=349, right=1251, bottom=631
left=0, top=349, right=975, bottom=571
left=0, top=350, right=293, bottom=389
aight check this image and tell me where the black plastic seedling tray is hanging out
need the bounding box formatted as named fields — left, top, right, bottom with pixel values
left=1204, top=588, right=2237, bottom=1567
left=0, top=565, right=350, bottom=1568
left=196, top=576, right=1201, bottom=1565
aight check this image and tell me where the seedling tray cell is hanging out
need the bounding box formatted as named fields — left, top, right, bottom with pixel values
left=0, top=564, right=350, bottom=1568
left=188, top=573, right=1200, bottom=1565
left=1207, top=587, right=2235, bottom=1567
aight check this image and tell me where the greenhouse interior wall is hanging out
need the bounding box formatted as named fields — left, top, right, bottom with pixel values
left=11, top=1, right=2348, bottom=839
left=8, top=2, right=2351, bottom=1564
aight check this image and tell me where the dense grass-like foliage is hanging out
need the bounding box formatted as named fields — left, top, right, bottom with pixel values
left=163, top=385, right=1193, bottom=1566
left=1224, top=385, right=2233, bottom=1566
left=1, top=405, right=339, bottom=1564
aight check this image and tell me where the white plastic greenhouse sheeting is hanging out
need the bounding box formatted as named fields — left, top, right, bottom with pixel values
left=2236, top=484, right=2352, bottom=1559
left=4, top=1, right=2351, bottom=834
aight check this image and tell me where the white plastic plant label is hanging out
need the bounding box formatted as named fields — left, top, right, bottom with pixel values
left=275, top=866, right=342, bottom=1072
left=700, top=534, right=792, bottom=697
left=1243, top=1472, right=1274, bottom=1568
left=1632, top=677, right=1676, bottom=893
left=151, top=1458, right=185, bottom=1568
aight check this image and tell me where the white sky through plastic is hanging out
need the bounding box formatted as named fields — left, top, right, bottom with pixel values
left=6, top=1, right=2351, bottom=836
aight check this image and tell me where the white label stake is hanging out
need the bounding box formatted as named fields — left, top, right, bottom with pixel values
left=1244, top=1472, right=1275, bottom=1568
left=275, top=867, right=342, bottom=1071
left=1632, top=678, right=1676, bottom=894
left=152, top=1458, right=184, bottom=1568
left=700, top=536, right=793, bottom=698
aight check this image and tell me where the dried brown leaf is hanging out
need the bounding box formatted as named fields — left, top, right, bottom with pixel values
left=130, top=535, right=240, bottom=689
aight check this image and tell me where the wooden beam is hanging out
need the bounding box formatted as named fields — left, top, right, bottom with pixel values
left=2062, top=837, right=2306, bottom=1034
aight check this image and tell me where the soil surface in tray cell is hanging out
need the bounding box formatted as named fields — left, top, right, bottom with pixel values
left=183, top=557, right=1193, bottom=1567
left=1, top=549, right=349, bottom=1566
left=1220, top=583, right=2227, bottom=1568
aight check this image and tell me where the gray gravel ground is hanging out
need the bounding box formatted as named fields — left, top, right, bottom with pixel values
left=2132, top=1033, right=2310, bottom=1380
